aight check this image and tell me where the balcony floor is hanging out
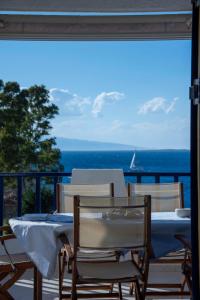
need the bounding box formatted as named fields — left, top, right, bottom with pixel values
left=10, top=263, right=190, bottom=300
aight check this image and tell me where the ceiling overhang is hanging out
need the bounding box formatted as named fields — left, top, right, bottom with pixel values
left=0, top=0, right=192, bottom=13
left=0, top=14, right=192, bottom=41
left=0, top=0, right=192, bottom=41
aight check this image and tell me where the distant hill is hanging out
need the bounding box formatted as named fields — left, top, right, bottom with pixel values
left=55, top=137, right=140, bottom=151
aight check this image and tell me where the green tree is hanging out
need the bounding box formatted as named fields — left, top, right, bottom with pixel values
left=0, top=79, right=63, bottom=172
left=0, top=80, right=63, bottom=215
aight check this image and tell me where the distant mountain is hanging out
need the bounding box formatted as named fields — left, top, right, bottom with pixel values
left=55, top=137, right=141, bottom=151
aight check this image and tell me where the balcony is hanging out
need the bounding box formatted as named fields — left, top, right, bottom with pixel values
left=0, top=171, right=191, bottom=299
left=0, top=171, right=191, bottom=225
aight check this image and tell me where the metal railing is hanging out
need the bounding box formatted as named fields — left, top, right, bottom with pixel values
left=0, top=171, right=191, bottom=225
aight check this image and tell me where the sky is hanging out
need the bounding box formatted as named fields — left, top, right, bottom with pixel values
left=0, top=40, right=191, bottom=149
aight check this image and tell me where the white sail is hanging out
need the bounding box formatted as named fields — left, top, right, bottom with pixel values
left=130, top=152, right=136, bottom=169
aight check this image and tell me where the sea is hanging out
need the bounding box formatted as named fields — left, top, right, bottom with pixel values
left=60, top=150, right=191, bottom=207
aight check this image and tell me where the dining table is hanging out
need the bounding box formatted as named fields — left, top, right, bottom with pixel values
left=9, top=211, right=191, bottom=296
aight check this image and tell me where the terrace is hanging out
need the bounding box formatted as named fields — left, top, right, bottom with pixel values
left=0, top=171, right=191, bottom=299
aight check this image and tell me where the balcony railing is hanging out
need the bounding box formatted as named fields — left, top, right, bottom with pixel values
left=0, top=171, right=191, bottom=225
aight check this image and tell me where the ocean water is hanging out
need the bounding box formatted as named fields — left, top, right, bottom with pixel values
left=60, top=150, right=190, bottom=207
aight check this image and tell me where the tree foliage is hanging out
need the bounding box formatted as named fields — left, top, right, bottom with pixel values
left=0, top=80, right=63, bottom=172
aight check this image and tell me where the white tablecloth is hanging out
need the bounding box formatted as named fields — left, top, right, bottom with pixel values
left=9, top=212, right=190, bottom=279
left=151, top=212, right=190, bottom=257
left=9, top=215, right=73, bottom=279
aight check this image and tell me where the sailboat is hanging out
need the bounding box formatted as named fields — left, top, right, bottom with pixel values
left=130, top=152, right=136, bottom=169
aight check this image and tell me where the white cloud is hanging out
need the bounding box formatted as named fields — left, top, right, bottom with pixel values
left=165, top=97, right=178, bottom=114
left=92, top=91, right=124, bottom=117
left=50, top=88, right=91, bottom=116
left=138, top=97, right=178, bottom=115
left=50, top=88, right=125, bottom=118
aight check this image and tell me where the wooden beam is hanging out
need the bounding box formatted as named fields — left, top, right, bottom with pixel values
left=0, top=14, right=192, bottom=41
left=0, top=0, right=192, bottom=13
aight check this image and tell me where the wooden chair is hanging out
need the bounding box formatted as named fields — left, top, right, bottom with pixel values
left=0, top=225, right=41, bottom=300
left=128, top=182, right=190, bottom=297
left=56, top=183, right=115, bottom=299
left=175, top=234, right=192, bottom=297
left=67, top=194, right=151, bottom=300
left=56, top=183, right=114, bottom=213
left=128, top=182, right=184, bottom=212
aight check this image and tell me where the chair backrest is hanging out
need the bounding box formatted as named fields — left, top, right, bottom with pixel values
left=128, top=182, right=184, bottom=212
left=73, top=195, right=151, bottom=252
left=56, top=183, right=114, bottom=213
left=71, top=168, right=127, bottom=197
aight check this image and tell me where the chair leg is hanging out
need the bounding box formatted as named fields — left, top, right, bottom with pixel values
left=34, top=267, right=42, bottom=300
left=118, top=282, right=123, bottom=300
left=59, top=252, right=68, bottom=299
left=71, top=282, right=77, bottom=300
left=0, top=272, right=8, bottom=281
left=59, top=252, right=62, bottom=300
left=0, top=288, right=14, bottom=300
left=71, top=261, right=77, bottom=300
left=135, top=279, right=143, bottom=300
left=181, top=276, right=186, bottom=292
left=129, top=282, right=134, bottom=295
left=185, top=274, right=192, bottom=296
left=109, top=283, right=114, bottom=294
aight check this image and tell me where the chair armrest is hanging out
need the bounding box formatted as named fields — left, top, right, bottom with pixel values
left=0, top=226, right=17, bottom=271
left=175, top=234, right=191, bottom=250
left=0, top=226, right=16, bottom=241
left=0, top=225, right=12, bottom=232
left=0, top=234, right=16, bottom=242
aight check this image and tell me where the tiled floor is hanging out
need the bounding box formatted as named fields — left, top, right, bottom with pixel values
left=10, top=263, right=190, bottom=300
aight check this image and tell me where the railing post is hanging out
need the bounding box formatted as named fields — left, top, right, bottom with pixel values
left=137, top=175, right=142, bottom=183
left=174, top=175, right=179, bottom=182
left=0, top=177, right=4, bottom=226
left=155, top=175, right=160, bottom=183
left=53, top=176, right=59, bottom=212
left=17, top=176, right=23, bottom=216
left=35, top=176, right=41, bottom=213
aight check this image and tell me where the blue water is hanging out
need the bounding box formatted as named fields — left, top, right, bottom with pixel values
left=60, top=150, right=190, bottom=207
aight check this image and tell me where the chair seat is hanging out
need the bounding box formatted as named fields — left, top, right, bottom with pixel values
left=0, top=253, right=31, bottom=266
left=77, top=260, right=140, bottom=281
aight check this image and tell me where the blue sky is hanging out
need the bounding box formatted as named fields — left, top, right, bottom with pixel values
left=0, top=40, right=191, bottom=149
